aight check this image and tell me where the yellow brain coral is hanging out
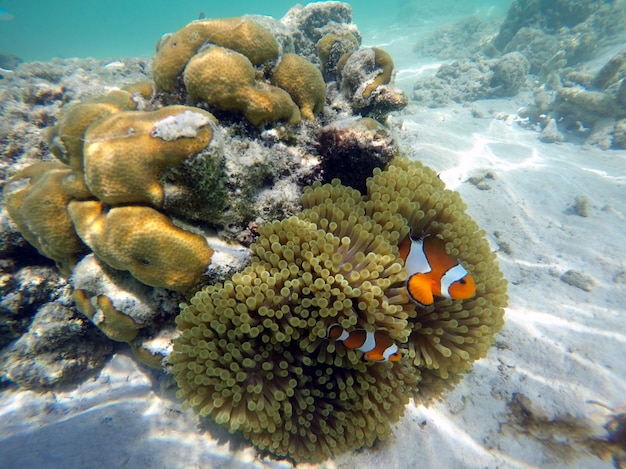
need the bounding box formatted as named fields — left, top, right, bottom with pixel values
left=184, top=46, right=300, bottom=126
left=45, top=89, right=139, bottom=199
left=4, top=162, right=88, bottom=275
left=82, top=106, right=216, bottom=208
left=171, top=157, right=507, bottom=462
left=153, top=17, right=279, bottom=92
left=68, top=201, right=214, bottom=292
left=270, top=53, right=326, bottom=120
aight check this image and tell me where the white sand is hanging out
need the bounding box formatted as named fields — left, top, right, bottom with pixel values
left=1, top=26, right=626, bottom=469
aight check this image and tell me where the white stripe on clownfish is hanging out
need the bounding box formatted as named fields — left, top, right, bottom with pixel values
left=327, top=323, right=401, bottom=362
left=399, top=232, right=476, bottom=306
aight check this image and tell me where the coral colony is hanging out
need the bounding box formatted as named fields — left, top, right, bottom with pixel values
left=3, top=3, right=507, bottom=464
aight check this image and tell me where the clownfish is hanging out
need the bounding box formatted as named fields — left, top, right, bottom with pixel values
left=327, top=324, right=401, bottom=362
left=398, top=233, right=476, bottom=306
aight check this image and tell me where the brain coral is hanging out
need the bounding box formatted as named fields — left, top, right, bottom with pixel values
left=45, top=89, right=140, bottom=199
left=184, top=46, right=301, bottom=126
left=270, top=53, right=326, bottom=120
left=340, top=47, right=394, bottom=99
left=68, top=201, right=214, bottom=293
left=4, top=162, right=88, bottom=275
left=316, top=32, right=360, bottom=80
left=82, top=105, right=217, bottom=207
left=171, top=157, right=507, bottom=462
left=153, top=17, right=279, bottom=91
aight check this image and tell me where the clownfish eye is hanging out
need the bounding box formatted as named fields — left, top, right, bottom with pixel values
left=459, top=279, right=466, bottom=285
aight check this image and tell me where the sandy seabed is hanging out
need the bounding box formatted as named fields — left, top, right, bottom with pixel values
left=1, top=25, right=625, bottom=469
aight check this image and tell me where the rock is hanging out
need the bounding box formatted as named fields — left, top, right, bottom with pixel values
left=560, top=270, right=595, bottom=292
left=0, top=302, right=113, bottom=389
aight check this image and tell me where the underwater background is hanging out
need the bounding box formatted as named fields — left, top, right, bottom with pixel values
left=1, top=0, right=626, bottom=468
left=0, top=0, right=510, bottom=61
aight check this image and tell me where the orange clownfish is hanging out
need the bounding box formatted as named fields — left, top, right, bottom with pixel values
left=327, top=324, right=401, bottom=362
left=399, top=233, right=476, bottom=306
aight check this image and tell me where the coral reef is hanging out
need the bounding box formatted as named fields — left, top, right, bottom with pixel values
left=410, top=0, right=625, bottom=147
left=413, top=52, right=530, bottom=107
left=155, top=6, right=403, bottom=126
left=493, top=0, right=624, bottom=65
left=170, top=157, right=507, bottom=462
left=4, top=162, right=89, bottom=275
left=68, top=202, right=214, bottom=292
left=184, top=46, right=301, bottom=126
left=82, top=106, right=218, bottom=207
left=316, top=32, right=359, bottom=81
left=0, top=2, right=413, bottom=403
left=519, top=47, right=626, bottom=149
left=71, top=254, right=182, bottom=366
left=413, top=16, right=499, bottom=60
left=0, top=263, right=70, bottom=348
left=281, top=2, right=360, bottom=64
left=4, top=1, right=409, bottom=296
left=5, top=104, right=219, bottom=292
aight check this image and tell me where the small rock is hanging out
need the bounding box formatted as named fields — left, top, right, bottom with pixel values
left=539, top=119, right=564, bottom=143
left=0, top=302, right=113, bottom=389
left=571, top=195, right=591, bottom=217
left=560, top=269, right=595, bottom=292
left=467, top=169, right=497, bottom=190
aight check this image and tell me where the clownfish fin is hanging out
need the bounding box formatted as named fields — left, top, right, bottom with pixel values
left=364, top=350, right=385, bottom=361
left=406, top=273, right=435, bottom=306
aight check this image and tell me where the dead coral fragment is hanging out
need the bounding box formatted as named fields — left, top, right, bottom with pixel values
left=68, top=201, right=213, bottom=293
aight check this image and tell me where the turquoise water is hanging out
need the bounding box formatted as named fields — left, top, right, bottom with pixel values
left=0, top=0, right=509, bottom=62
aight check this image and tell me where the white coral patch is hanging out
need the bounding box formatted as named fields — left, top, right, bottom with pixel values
left=151, top=110, right=212, bottom=141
